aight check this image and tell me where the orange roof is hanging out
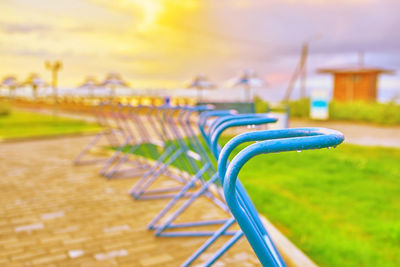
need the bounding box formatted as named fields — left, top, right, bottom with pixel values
left=318, top=65, right=395, bottom=75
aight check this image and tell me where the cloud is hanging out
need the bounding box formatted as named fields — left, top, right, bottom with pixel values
left=1, top=0, right=400, bottom=87
left=1, top=23, right=53, bottom=34
left=66, top=25, right=94, bottom=33
left=9, top=49, right=52, bottom=57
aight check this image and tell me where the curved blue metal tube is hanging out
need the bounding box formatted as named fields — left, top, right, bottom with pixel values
left=209, top=115, right=277, bottom=161
left=217, top=127, right=340, bottom=181
left=184, top=113, right=282, bottom=266
left=198, top=110, right=237, bottom=145
left=207, top=115, right=285, bottom=266
left=207, top=113, right=269, bottom=138
left=223, top=128, right=344, bottom=266
left=198, top=110, right=236, bottom=131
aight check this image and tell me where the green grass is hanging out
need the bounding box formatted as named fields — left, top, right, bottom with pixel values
left=0, top=100, right=12, bottom=116
left=239, top=143, right=400, bottom=267
left=116, top=140, right=216, bottom=177
left=0, top=110, right=100, bottom=139
left=125, top=138, right=400, bottom=266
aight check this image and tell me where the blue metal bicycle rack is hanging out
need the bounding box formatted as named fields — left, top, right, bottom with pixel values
left=147, top=106, right=238, bottom=237
left=129, top=105, right=193, bottom=199
left=144, top=110, right=279, bottom=242
left=220, top=127, right=344, bottom=266
left=100, top=105, right=159, bottom=179
left=77, top=101, right=345, bottom=266
left=99, top=104, right=149, bottom=178
left=73, top=101, right=124, bottom=165
left=180, top=113, right=279, bottom=266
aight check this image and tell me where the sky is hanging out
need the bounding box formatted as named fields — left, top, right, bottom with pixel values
left=1, top=0, right=400, bottom=98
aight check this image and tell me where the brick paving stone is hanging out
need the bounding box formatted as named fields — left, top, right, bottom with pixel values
left=31, top=253, right=68, bottom=265
left=0, top=136, right=260, bottom=266
left=139, top=253, right=174, bottom=266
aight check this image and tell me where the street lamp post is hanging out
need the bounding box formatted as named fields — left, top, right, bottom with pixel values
left=45, top=60, right=63, bottom=117
left=45, top=60, right=62, bottom=99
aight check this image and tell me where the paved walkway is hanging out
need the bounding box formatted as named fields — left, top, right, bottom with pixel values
left=291, top=119, right=400, bottom=148
left=0, top=136, right=260, bottom=266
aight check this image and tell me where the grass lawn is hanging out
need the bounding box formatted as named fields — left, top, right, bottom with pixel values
left=239, top=143, right=400, bottom=267
left=0, top=110, right=100, bottom=139
left=124, top=139, right=400, bottom=266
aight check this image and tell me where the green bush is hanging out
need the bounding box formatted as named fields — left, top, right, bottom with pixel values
left=285, top=98, right=400, bottom=125
left=286, top=98, right=310, bottom=118
left=254, top=95, right=269, bottom=113
left=330, top=101, right=400, bottom=125
left=0, top=100, right=11, bottom=116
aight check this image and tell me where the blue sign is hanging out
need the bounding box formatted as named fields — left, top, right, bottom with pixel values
left=310, top=89, right=329, bottom=120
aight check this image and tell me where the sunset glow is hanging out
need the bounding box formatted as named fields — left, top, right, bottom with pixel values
left=1, top=0, right=399, bottom=91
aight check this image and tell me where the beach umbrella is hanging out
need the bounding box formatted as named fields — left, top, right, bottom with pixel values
left=1, top=75, right=19, bottom=98
left=78, top=76, right=100, bottom=97
left=226, top=69, right=264, bottom=102
left=100, top=72, right=129, bottom=98
left=186, top=74, right=215, bottom=102
left=24, top=73, right=46, bottom=100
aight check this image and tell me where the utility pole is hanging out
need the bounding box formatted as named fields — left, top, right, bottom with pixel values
left=45, top=60, right=62, bottom=117
left=299, top=43, right=308, bottom=99
left=283, top=34, right=321, bottom=101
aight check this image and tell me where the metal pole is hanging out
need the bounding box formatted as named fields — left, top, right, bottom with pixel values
left=45, top=60, right=62, bottom=117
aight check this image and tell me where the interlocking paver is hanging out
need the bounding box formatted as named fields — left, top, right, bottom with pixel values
left=0, top=136, right=260, bottom=266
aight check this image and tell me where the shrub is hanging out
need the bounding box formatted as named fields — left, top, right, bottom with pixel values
left=285, top=98, right=400, bottom=125
left=329, top=101, right=400, bottom=125
left=0, top=100, right=11, bottom=116
left=286, top=98, right=310, bottom=118
left=254, top=95, right=269, bottom=113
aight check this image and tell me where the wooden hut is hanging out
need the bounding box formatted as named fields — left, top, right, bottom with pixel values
left=318, top=66, right=394, bottom=102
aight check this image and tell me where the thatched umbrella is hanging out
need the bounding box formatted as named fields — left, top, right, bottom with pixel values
left=78, top=76, right=100, bottom=97
left=186, top=74, right=215, bottom=102
left=100, top=72, right=128, bottom=99
left=226, top=69, right=264, bottom=102
left=1, top=76, right=19, bottom=98
left=24, top=73, right=46, bottom=100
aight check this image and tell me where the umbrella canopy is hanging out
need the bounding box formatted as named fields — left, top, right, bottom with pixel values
left=1, top=76, right=19, bottom=87
left=186, top=74, right=215, bottom=89
left=24, top=73, right=46, bottom=87
left=227, top=69, right=264, bottom=88
left=78, top=76, right=101, bottom=97
left=226, top=69, right=264, bottom=102
left=100, top=73, right=129, bottom=99
left=78, top=76, right=99, bottom=88
left=100, top=72, right=129, bottom=87
left=186, top=74, right=215, bottom=102
left=23, top=73, right=46, bottom=99
left=1, top=75, right=19, bottom=98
